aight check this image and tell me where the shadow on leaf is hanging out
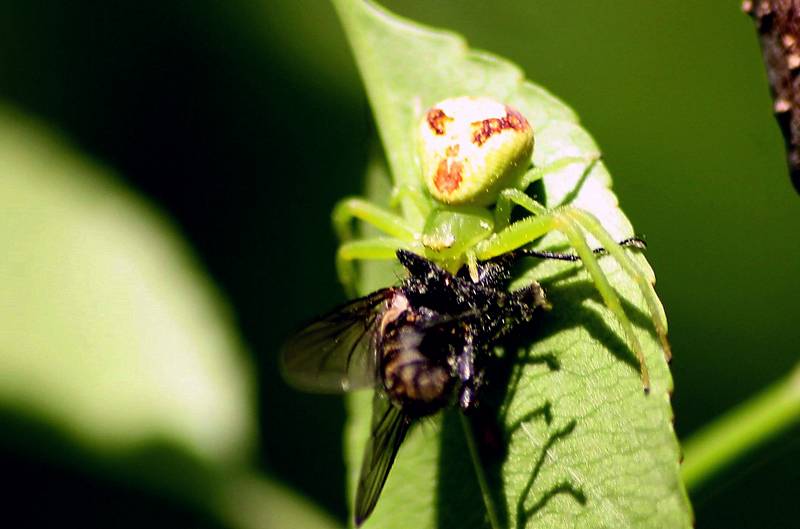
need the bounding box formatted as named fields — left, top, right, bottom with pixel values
left=513, top=418, right=585, bottom=528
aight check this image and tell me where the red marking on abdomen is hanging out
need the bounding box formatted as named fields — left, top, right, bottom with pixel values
left=434, top=158, right=463, bottom=193
left=472, top=106, right=530, bottom=146
left=426, top=108, right=450, bottom=135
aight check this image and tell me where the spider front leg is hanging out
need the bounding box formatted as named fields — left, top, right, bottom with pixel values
left=332, top=197, right=419, bottom=296
left=332, top=197, right=417, bottom=243
left=477, top=189, right=655, bottom=391
left=336, top=238, right=410, bottom=296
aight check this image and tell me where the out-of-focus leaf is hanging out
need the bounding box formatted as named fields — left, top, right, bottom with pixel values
left=333, top=1, right=692, bottom=528
left=0, top=105, right=255, bottom=464
left=218, top=473, right=344, bottom=529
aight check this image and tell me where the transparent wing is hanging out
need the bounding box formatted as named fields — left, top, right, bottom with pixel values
left=281, top=288, right=393, bottom=393
left=354, top=393, right=413, bottom=526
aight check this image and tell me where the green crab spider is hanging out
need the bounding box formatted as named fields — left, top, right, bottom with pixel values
left=332, top=96, right=670, bottom=391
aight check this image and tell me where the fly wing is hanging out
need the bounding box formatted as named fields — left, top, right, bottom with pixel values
left=354, top=393, right=413, bottom=526
left=281, top=288, right=393, bottom=393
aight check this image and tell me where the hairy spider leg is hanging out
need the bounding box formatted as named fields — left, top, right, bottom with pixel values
left=476, top=188, right=653, bottom=391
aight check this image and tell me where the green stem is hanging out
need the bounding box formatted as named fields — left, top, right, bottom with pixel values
left=681, top=363, right=800, bottom=490
left=459, top=413, right=501, bottom=529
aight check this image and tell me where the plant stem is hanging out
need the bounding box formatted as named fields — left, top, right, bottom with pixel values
left=742, top=0, right=800, bottom=194
left=459, top=413, right=501, bottom=529
left=681, top=363, right=800, bottom=490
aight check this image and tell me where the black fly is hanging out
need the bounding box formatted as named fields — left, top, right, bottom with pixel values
left=281, top=241, right=645, bottom=526
left=282, top=248, right=550, bottom=525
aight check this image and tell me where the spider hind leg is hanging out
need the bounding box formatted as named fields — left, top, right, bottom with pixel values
left=477, top=189, right=668, bottom=391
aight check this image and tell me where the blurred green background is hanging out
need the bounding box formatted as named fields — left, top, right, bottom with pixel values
left=0, top=1, right=797, bottom=528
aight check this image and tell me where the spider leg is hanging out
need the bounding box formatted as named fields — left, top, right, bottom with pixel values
left=477, top=189, right=652, bottom=391
left=389, top=184, right=433, bottom=217
left=332, top=197, right=417, bottom=242
left=336, top=238, right=409, bottom=297
left=555, top=218, right=651, bottom=391
left=564, top=208, right=671, bottom=362
left=332, top=197, right=418, bottom=295
left=476, top=213, right=560, bottom=258
left=517, top=154, right=601, bottom=191
left=495, top=155, right=600, bottom=230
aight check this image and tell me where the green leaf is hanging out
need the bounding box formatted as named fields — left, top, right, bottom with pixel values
left=333, top=1, right=692, bottom=528
left=218, top=473, right=345, bottom=529
left=0, top=105, right=345, bottom=529
left=0, top=105, right=255, bottom=466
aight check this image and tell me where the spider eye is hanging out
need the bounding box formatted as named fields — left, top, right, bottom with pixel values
left=419, top=96, right=534, bottom=206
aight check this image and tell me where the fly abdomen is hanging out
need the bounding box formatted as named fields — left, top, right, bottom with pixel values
left=381, top=325, right=453, bottom=417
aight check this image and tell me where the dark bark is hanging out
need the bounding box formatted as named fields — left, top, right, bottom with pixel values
left=744, top=0, right=800, bottom=194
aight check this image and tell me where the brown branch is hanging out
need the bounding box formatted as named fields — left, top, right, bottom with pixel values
left=744, top=0, right=800, bottom=194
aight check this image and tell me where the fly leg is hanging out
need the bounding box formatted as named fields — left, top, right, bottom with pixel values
left=455, top=339, right=484, bottom=412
